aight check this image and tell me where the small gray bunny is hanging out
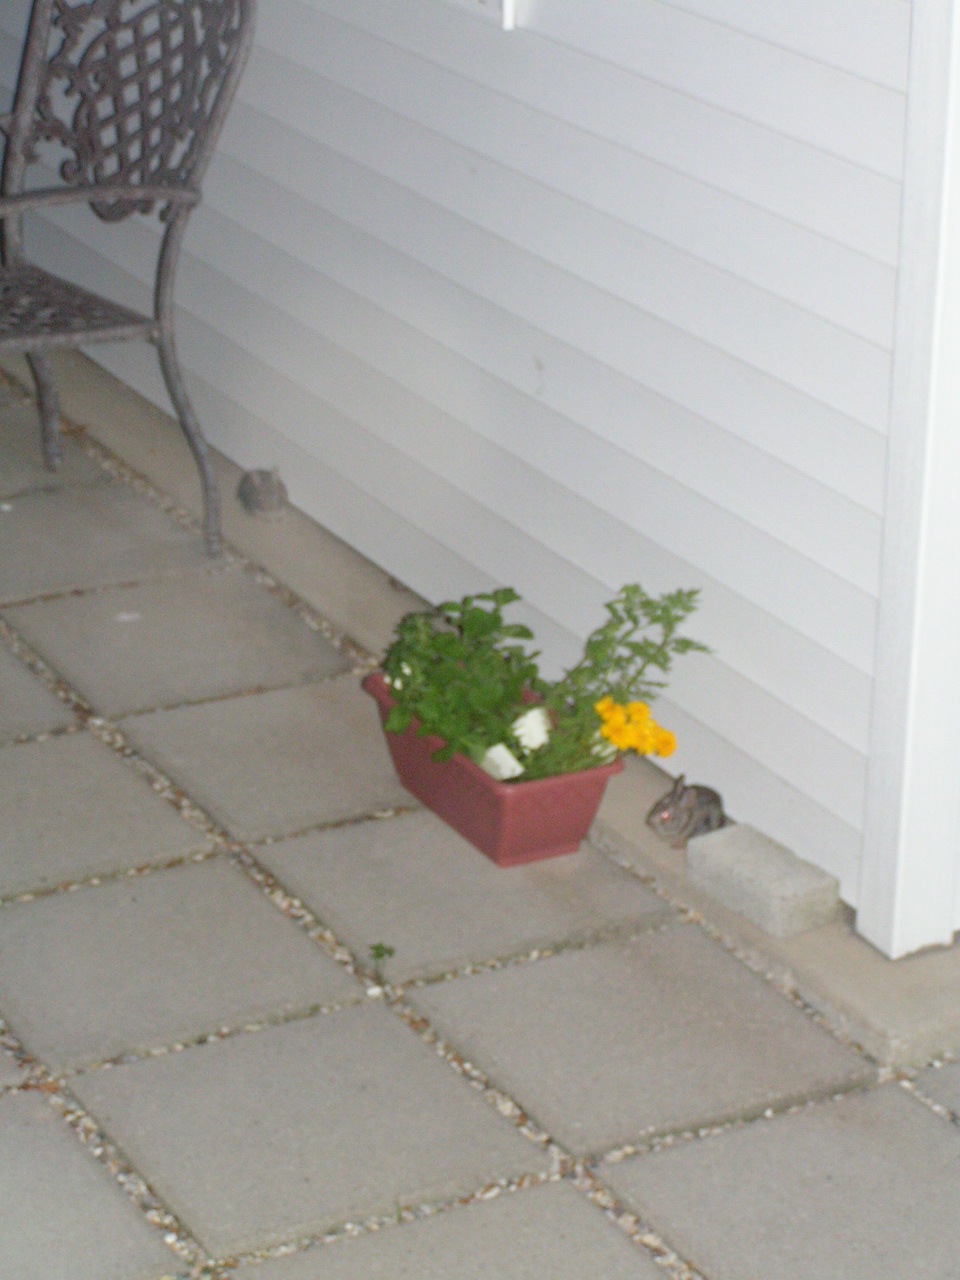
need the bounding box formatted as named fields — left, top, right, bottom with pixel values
left=646, top=774, right=725, bottom=848
left=237, top=467, right=288, bottom=515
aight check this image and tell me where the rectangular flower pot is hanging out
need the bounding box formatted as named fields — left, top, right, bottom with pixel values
left=362, top=671, right=623, bottom=867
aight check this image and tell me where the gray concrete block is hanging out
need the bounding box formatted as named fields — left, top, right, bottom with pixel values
left=0, top=1091, right=174, bottom=1280
left=120, top=676, right=410, bottom=843
left=70, top=1004, right=550, bottom=1257
left=0, top=483, right=204, bottom=605
left=0, top=401, right=105, bottom=497
left=604, top=1084, right=960, bottom=1280
left=232, top=1180, right=662, bottom=1280
left=686, top=823, right=839, bottom=938
left=0, top=643, right=74, bottom=743
left=0, top=858, right=360, bottom=1071
left=0, top=731, right=209, bottom=898
left=3, top=565, right=350, bottom=717
left=409, top=925, right=870, bottom=1158
left=256, top=809, right=670, bottom=983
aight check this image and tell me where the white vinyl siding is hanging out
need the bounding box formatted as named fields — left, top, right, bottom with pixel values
left=1, top=0, right=909, bottom=906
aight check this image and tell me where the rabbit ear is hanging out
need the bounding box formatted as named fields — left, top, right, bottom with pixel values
left=673, top=774, right=686, bottom=794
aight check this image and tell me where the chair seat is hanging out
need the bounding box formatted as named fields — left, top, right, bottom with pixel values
left=0, top=264, right=154, bottom=353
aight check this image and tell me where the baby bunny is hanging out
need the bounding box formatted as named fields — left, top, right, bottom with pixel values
left=646, top=774, right=725, bottom=848
left=237, top=467, right=288, bottom=516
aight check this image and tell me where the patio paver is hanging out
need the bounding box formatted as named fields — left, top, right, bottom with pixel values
left=602, top=1084, right=960, bottom=1280
left=231, top=1180, right=663, bottom=1279
left=409, top=924, right=872, bottom=1157
left=0, top=1046, right=27, bottom=1088
left=2, top=564, right=351, bottom=716
left=69, top=1003, right=551, bottom=1258
left=256, top=808, right=671, bottom=983
left=0, top=858, right=360, bottom=1071
left=0, top=730, right=210, bottom=898
left=0, top=483, right=204, bottom=604
left=6, top=362, right=960, bottom=1280
left=0, top=400, right=105, bottom=497
left=0, top=641, right=74, bottom=743
left=917, top=1059, right=960, bottom=1114
left=119, top=676, right=411, bottom=843
left=0, top=1090, right=174, bottom=1280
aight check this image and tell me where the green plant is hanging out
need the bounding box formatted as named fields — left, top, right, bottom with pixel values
left=368, top=941, right=396, bottom=984
left=381, top=583, right=707, bottom=781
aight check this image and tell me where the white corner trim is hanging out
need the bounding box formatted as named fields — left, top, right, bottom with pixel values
left=860, top=0, right=960, bottom=957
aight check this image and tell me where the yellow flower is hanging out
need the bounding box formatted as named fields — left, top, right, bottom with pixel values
left=594, top=698, right=676, bottom=758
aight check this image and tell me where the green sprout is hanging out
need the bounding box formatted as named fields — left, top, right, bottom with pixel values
left=368, top=942, right=396, bottom=984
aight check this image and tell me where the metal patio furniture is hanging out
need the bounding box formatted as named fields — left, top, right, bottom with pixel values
left=0, top=0, right=256, bottom=554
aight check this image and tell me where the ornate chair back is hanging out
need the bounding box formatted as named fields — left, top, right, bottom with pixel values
left=0, top=0, right=256, bottom=554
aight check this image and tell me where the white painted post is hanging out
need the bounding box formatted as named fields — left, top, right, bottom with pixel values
left=859, top=0, right=960, bottom=956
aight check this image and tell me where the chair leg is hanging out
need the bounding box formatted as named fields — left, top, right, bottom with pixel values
left=156, top=337, right=221, bottom=557
left=26, top=353, right=62, bottom=471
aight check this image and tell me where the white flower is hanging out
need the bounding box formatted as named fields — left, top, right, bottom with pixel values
left=479, top=743, right=525, bottom=780
left=512, top=706, right=551, bottom=752
left=400, top=662, right=413, bottom=676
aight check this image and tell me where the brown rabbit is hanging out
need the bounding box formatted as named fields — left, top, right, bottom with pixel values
left=646, top=774, right=725, bottom=848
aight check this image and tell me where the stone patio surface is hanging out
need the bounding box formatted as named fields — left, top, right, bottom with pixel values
left=2, top=375, right=960, bottom=1279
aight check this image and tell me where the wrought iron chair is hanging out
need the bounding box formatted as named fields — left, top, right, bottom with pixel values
left=0, top=0, right=256, bottom=554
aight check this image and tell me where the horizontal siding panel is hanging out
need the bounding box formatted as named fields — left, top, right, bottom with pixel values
left=188, top=275, right=877, bottom=671
left=261, top=10, right=898, bottom=346
left=668, top=655, right=867, bottom=830
left=221, top=95, right=894, bottom=431
left=28, top=204, right=880, bottom=684
left=300, top=0, right=903, bottom=263
left=661, top=0, right=910, bottom=89
left=187, top=201, right=883, bottom=600
left=529, top=0, right=906, bottom=176
left=208, top=158, right=890, bottom=516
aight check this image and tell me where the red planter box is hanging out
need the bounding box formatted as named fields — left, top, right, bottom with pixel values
left=363, top=671, right=623, bottom=866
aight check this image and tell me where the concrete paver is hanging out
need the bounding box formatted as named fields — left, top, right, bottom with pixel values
left=0, top=401, right=105, bottom=497
left=2, top=565, right=351, bottom=716
left=0, top=483, right=204, bottom=604
left=120, top=677, right=410, bottom=843
left=0, top=1090, right=174, bottom=1280
left=0, top=642, right=74, bottom=743
left=0, top=731, right=210, bottom=898
left=256, top=809, right=671, bottom=983
left=0, top=1046, right=27, bottom=1088
left=69, top=1003, right=550, bottom=1258
left=917, top=1059, right=960, bottom=1115
left=603, top=1084, right=960, bottom=1280
left=410, top=924, right=872, bottom=1157
left=6, top=367, right=960, bottom=1280
left=231, top=1180, right=663, bottom=1279
left=0, top=858, right=360, bottom=1071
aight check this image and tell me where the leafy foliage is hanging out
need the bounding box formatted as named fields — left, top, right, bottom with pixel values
left=381, top=583, right=707, bottom=780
